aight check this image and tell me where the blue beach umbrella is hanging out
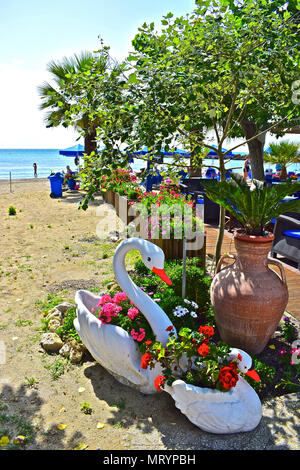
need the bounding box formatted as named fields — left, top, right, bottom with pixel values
left=206, top=145, right=235, bottom=157
left=59, top=144, right=85, bottom=157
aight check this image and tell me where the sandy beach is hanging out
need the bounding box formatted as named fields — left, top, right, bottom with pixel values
left=0, top=180, right=194, bottom=451
left=0, top=180, right=299, bottom=451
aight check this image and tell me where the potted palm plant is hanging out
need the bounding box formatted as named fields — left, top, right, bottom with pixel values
left=202, top=173, right=300, bottom=354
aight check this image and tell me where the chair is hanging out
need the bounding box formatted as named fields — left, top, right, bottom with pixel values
left=271, top=215, right=300, bottom=269
left=179, top=178, right=220, bottom=224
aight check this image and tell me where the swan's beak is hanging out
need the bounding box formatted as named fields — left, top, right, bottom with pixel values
left=152, top=267, right=172, bottom=285
left=245, top=368, right=260, bottom=382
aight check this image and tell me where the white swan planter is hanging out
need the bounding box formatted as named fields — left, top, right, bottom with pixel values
left=74, top=237, right=262, bottom=434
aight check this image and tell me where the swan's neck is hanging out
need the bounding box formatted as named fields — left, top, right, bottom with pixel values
left=113, top=238, right=176, bottom=345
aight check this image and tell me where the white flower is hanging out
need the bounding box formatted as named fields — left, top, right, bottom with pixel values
left=190, top=311, right=197, bottom=318
left=173, top=306, right=188, bottom=317
left=184, top=299, right=191, bottom=305
left=191, top=301, right=198, bottom=309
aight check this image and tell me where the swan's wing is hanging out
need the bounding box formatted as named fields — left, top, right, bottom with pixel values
left=164, top=379, right=258, bottom=434
left=74, top=290, right=159, bottom=393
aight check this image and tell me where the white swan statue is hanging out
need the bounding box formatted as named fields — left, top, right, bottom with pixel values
left=163, top=348, right=262, bottom=434
left=74, top=237, right=177, bottom=394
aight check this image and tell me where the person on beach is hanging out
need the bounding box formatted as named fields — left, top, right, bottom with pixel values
left=33, top=163, right=37, bottom=177
left=243, top=157, right=250, bottom=182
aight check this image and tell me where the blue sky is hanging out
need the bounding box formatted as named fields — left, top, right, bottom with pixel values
left=0, top=0, right=298, bottom=150
left=0, top=0, right=196, bottom=148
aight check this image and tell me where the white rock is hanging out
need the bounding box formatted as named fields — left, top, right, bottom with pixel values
left=54, top=302, right=75, bottom=315
left=40, top=333, right=63, bottom=352
left=48, top=318, right=61, bottom=332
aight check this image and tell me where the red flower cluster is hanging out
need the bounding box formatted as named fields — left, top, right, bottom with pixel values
left=197, top=343, right=210, bottom=357
left=141, top=352, right=153, bottom=370
left=198, top=325, right=214, bottom=338
left=154, top=375, right=166, bottom=392
left=218, top=363, right=239, bottom=390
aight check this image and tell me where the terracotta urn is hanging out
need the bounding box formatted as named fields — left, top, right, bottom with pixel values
left=210, top=232, right=289, bottom=354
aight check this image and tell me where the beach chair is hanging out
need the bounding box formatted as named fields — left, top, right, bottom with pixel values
left=271, top=215, right=300, bottom=270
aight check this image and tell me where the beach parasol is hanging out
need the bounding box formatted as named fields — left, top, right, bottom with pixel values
left=59, top=144, right=85, bottom=157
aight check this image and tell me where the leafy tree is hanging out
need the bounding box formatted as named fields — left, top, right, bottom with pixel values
left=38, top=50, right=113, bottom=155
left=264, top=140, right=300, bottom=179
left=124, top=0, right=299, bottom=262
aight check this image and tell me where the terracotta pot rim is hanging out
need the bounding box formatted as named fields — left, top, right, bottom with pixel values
left=234, top=230, right=274, bottom=243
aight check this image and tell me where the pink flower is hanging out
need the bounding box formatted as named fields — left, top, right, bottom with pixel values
left=97, top=294, right=112, bottom=307
left=127, top=307, right=139, bottom=320
left=98, top=302, right=120, bottom=324
left=112, top=292, right=127, bottom=304
left=131, top=328, right=146, bottom=342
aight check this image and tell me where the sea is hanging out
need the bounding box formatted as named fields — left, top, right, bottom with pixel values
left=0, top=148, right=300, bottom=180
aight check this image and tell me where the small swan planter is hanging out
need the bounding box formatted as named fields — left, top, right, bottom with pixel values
left=74, top=237, right=262, bottom=434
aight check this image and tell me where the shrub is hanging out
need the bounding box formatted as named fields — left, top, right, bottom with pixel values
left=8, top=206, right=16, bottom=216
left=131, top=257, right=213, bottom=326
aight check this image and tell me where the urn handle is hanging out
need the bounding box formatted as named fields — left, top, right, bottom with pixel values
left=216, top=253, right=237, bottom=274
left=267, top=257, right=287, bottom=286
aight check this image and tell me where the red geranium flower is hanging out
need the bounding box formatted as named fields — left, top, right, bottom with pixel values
left=198, top=325, right=214, bottom=338
left=218, top=363, right=239, bottom=390
left=140, top=353, right=153, bottom=370
left=165, top=325, right=174, bottom=332
left=154, top=375, right=166, bottom=392
left=197, top=343, right=210, bottom=357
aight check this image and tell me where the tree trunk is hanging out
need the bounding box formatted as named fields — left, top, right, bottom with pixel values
left=189, top=150, right=202, bottom=176
left=241, top=120, right=265, bottom=181
left=84, top=129, right=97, bottom=156
left=213, top=153, right=226, bottom=269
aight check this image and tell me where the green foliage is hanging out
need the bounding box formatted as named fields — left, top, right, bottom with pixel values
left=130, top=256, right=213, bottom=329
left=36, top=292, right=66, bottom=315
left=56, top=307, right=81, bottom=343
left=145, top=326, right=234, bottom=391
left=202, top=173, right=300, bottom=235
left=281, top=317, right=299, bottom=343
left=80, top=402, right=93, bottom=414
left=45, top=357, right=67, bottom=380
left=244, top=357, right=276, bottom=394
left=8, top=206, right=16, bottom=216
left=264, top=141, right=300, bottom=175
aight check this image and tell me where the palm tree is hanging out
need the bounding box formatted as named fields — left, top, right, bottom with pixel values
left=264, top=140, right=300, bottom=180
left=38, top=51, right=111, bottom=156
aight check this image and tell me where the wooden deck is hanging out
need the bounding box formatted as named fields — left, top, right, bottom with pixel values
left=205, top=224, right=300, bottom=321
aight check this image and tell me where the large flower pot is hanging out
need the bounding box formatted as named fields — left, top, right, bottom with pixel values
left=210, top=232, right=288, bottom=354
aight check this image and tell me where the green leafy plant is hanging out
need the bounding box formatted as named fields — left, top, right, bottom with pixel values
left=202, top=173, right=300, bottom=236
left=281, top=317, right=299, bottom=343
left=8, top=206, right=16, bottom=216
left=131, top=257, right=212, bottom=323
left=80, top=402, right=93, bottom=415
left=244, top=358, right=276, bottom=393
left=56, top=307, right=81, bottom=343
left=142, top=325, right=240, bottom=392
